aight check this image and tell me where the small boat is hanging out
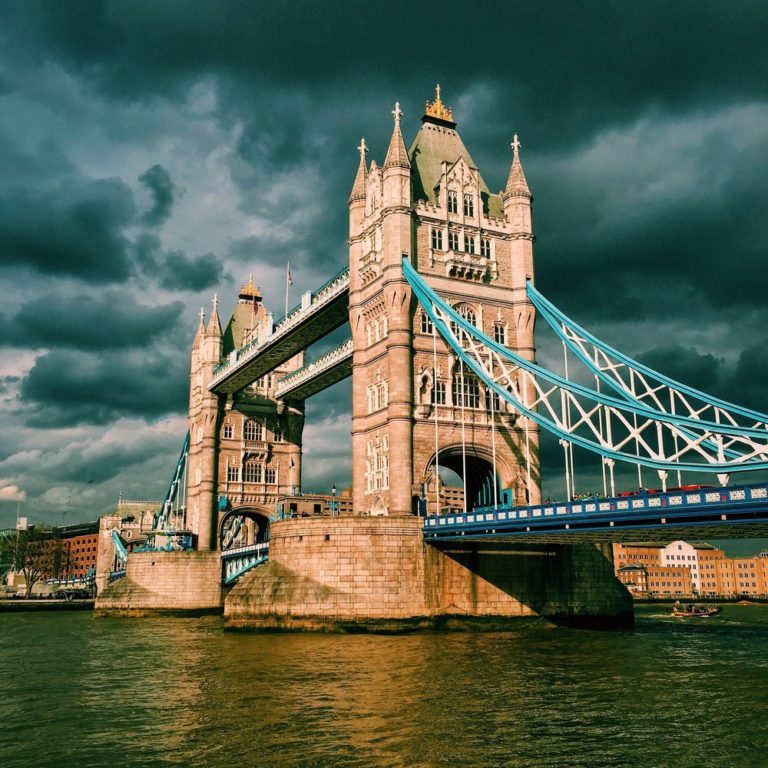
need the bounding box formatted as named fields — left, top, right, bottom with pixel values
left=672, top=602, right=721, bottom=618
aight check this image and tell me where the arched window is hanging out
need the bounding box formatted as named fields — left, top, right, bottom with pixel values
left=447, top=189, right=458, bottom=214
left=450, top=305, right=477, bottom=339
left=222, top=424, right=234, bottom=439
left=463, top=193, right=474, bottom=217
left=431, top=228, right=443, bottom=250
left=420, top=312, right=433, bottom=335
left=243, top=419, right=263, bottom=441
left=493, top=323, right=506, bottom=345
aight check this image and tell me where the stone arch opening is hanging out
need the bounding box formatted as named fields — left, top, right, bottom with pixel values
left=423, top=445, right=518, bottom=513
left=218, top=506, right=270, bottom=551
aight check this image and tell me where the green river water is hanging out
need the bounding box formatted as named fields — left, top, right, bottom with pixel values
left=1, top=605, right=767, bottom=768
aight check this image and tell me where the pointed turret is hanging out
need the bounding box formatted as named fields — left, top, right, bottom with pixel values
left=383, top=102, right=410, bottom=170
left=349, top=138, right=368, bottom=203
left=503, top=134, right=534, bottom=284
left=503, top=134, right=531, bottom=200
left=206, top=294, right=222, bottom=338
left=383, top=102, right=410, bottom=210
left=192, top=307, right=206, bottom=348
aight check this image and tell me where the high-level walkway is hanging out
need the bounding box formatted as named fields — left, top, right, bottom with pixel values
left=274, top=338, right=353, bottom=401
left=209, top=267, right=350, bottom=394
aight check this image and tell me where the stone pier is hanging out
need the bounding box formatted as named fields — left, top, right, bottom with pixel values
left=224, top=517, right=633, bottom=630
left=96, top=551, right=222, bottom=616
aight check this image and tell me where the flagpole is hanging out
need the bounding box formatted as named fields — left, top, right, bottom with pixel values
left=285, top=261, right=290, bottom=318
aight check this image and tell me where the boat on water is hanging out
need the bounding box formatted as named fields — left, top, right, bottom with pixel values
left=672, top=602, right=721, bottom=618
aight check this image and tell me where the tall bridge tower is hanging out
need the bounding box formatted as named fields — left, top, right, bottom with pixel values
left=348, top=87, right=540, bottom=517
left=187, top=278, right=305, bottom=550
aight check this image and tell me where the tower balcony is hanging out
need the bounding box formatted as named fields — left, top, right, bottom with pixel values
left=436, top=250, right=495, bottom=281
left=360, top=250, right=382, bottom=285
left=243, top=441, right=270, bottom=461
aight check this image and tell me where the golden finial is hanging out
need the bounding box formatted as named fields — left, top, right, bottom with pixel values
left=424, top=83, right=454, bottom=123
left=240, top=273, right=261, bottom=299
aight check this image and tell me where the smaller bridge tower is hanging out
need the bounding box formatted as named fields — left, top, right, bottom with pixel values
left=187, top=278, right=305, bottom=550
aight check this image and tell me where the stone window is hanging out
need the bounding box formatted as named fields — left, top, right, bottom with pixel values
left=366, top=436, right=389, bottom=492
left=367, top=380, right=389, bottom=413
left=463, top=193, right=474, bottom=217
left=465, top=235, right=475, bottom=254
left=265, top=467, right=276, bottom=484
left=493, top=323, right=506, bottom=345
left=243, top=462, right=262, bottom=483
left=447, top=189, right=458, bottom=214
left=453, top=373, right=481, bottom=409
left=488, top=388, right=501, bottom=412
left=431, top=228, right=443, bottom=250
left=223, top=424, right=234, bottom=440
left=481, top=238, right=491, bottom=258
left=273, top=428, right=283, bottom=443
left=227, top=465, right=240, bottom=483
left=450, top=305, right=477, bottom=340
left=448, top=231, right=459, bottom=251
left=243, top=419, right=263, bottom=441
left=431, top=380, right=446, bottom=405
left=420, top=312, right=433, bottom=335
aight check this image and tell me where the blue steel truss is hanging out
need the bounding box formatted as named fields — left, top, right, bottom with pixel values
left=403, top=258, right=768, bottom=475
left=154, top=432, right=190, bottom=532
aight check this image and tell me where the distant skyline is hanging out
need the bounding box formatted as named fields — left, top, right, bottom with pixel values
left=0, top=2, right=766, bottom=555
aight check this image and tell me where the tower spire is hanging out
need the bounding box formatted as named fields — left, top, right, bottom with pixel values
left=349, top=137, right=368, bottom=202
left=384, top=102, right=410, bottom=169
left=193, top=306, right=206, bottom=347
left=206, top=293, right=222, bottom=337
left=503, top=133, right=531, bottom=200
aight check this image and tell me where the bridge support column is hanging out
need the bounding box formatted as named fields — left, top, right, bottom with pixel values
left=224, top=518, right=633, bottom=630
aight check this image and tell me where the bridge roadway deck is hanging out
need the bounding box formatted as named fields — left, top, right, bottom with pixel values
left=209, top=267, right=349, bottom=395
left=424, top=482, right=768, bottom=544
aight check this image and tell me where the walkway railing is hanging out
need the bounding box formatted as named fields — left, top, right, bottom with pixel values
left=274, top=337, right=353, bottom=399
left=209, top=266, right=349, bottom=389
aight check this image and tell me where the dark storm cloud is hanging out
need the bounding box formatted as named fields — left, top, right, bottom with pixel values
left=158, top=251, right=226, bottom=291
left=6, top=2, right=765, bottom=127
left=0, top=176, right=135, bottom=282
left=635, top=346, right=723, bottom=393
left=139, top=164, right=176, bottom=226
left=20, top=347, right=188, bottom=426
left=2, top=293, right=184, bottom=350
left=132, top=234, right=226, bottom=291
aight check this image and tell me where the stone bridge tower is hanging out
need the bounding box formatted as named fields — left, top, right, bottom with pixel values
left=187, top=279, right=305, bottom=550
left=348, top=87, right=540, bottom=517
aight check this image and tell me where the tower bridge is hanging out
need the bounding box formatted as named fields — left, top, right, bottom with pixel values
left=97, top=87, right=768, bottom=628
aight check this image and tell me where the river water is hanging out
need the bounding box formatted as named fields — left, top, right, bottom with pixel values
left=1, top=605, right=766, bottom=768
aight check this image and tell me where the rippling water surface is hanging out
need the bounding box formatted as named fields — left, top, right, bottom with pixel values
left=1, top=605, right=767, bottom=767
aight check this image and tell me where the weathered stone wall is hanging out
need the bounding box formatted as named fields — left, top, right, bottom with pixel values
left=225, top=517, right=633, bottom=630
left=428, top=540, right=633, bottom=626
left=96, top=551, right=222, bottom=615
left=225, top=517, right=429, bottom=630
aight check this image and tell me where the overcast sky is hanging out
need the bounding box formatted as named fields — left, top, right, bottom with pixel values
left=1, top=2, right=767, bottom=552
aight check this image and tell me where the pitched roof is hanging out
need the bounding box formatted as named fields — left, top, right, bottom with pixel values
left=408, top=117, right=503, bottom=218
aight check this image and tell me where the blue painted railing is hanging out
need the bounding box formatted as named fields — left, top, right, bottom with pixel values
left=424, top=482, right=768, bottom=538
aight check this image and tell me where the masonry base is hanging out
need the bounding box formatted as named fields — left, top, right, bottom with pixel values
left=225, top=517, right=633, bottom=631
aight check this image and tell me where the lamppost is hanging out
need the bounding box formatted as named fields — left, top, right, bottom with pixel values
left=331, top=483, right=337, bottom=516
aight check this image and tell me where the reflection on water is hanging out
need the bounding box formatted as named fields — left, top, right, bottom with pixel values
left=1, top=606, right=767, bottom=767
